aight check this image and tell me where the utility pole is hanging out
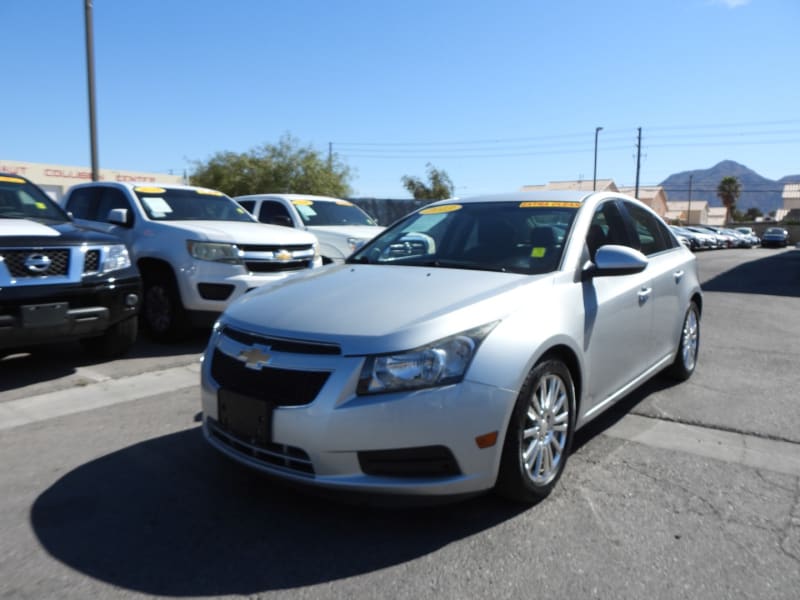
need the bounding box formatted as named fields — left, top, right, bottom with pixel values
left=593, top=127, right=603, bottom=191
left=687, top=174, right=693, bottom=225
left=328, top=142, right=333, bottom=170
left=634, top=127, right=642, bottom=198
left=84, top=0, right=99, bottom=181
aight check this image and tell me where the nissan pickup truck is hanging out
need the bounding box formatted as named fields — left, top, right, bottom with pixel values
left=0, top=173, right=141, bottom=358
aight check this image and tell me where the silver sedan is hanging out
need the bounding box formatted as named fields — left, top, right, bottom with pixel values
left=200, top=191, right=702, bottom=503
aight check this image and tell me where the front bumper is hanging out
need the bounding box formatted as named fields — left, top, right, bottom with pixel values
left=0, top=274, right=141, bottom=351
left=200, top=325, right=516, bottom=498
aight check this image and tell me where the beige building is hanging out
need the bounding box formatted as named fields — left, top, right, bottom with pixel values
left=0, top=159, right=184, bottom=201
left=665, top=200, right=709, bottom=225
left=782, top=183, right=800, bottom=211
left=618, top=186, right=668, bottom=217
left=521, top=179, right=619, bottom=193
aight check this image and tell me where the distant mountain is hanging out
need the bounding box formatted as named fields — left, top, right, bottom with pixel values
left=659, top=160, right=800, bottom=215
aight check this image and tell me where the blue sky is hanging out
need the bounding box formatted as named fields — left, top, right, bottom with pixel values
left=3, top=0, right=799, bottom=197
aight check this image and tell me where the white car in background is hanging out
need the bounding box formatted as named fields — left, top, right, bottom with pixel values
left=235, top=194, right=384, bottom=264
left=62, top=183, right=321, bottom=340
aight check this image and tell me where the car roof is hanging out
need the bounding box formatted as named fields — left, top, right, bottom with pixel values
left=235, top=193, right=348, bottom=203
left=68, top=181, right=228, bottom=194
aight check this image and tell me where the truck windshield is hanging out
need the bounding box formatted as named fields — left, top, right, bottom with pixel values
left=0, top=176, right=69, bottom=223
left=292, top=199, right=377, bottom=226
left=135, top=187, right=255, bottom=222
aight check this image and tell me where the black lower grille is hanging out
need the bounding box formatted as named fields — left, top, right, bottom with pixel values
left=245, top=260, right=309, bottom=273
left=208, top=418, right=314, bottom=475
left=358, top=446, right=462, bottom=477
left=211, top=348, right=329, bottom=406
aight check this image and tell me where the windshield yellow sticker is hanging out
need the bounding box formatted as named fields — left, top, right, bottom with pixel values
left=134, top=186, right=166, bottom=194
left=420, top=204, right=462, bottom=215
left=0, top=176, right=25, bottom=184
left=519, top=201, right=582, bottom=208
left=291, top=199, right=314, bottom=206
left=35, top=202, right=48, bottom=210
left=531, top=247, right=547, bottom=258
left=335, top=200, right=354, bottom=206
left=196, top=188, right=224, bottom=196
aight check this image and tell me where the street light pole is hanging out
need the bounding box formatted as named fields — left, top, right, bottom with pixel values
left=593, top=126, right=603, bottom=191
left=687, top=174, right=693, bottom=225
left=84, top=0, right=99, bottom=181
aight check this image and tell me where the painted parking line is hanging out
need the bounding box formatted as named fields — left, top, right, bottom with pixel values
left=2, top=365, right=799, bottom=477
left=0, top=363, right=200, bottom=431
left=604, top=414, right=800, bottom=477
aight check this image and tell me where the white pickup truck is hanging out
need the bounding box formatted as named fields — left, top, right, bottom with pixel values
left=61, top=182, right=321, bottom=340
left=235, top=194, right=384, bottom=264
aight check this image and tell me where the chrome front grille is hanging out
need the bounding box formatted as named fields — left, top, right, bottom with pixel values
left=1, top=249, right=70, bottom=277
left=238, top=243, right=315, bottom=273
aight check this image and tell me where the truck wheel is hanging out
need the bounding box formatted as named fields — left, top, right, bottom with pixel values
left=142, top=273, right=191, bottom=342
left=81, top=316, right=138, bottom=358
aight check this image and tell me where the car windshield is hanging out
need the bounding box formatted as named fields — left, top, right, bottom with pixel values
left=0, top=175, right=69, bottom=223
left=765, top=228, right=783, bottom=234
left=292, top=199, right=377, bottom=226
left=134, top=187, right=255, bottom=222
left=348, top=200, right=579, bottom=275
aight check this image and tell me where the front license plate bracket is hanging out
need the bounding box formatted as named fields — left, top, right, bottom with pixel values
left=21, top=302, right=69, bottom=327
left=218, top=389, right=275, bottom=446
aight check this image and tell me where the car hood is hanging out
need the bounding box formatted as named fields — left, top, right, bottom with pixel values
left=164, top=221, right=317, bottom=245
left=0, top=218, right=126, bottom=245
left=220, top=264, right=549, bottom=355
left=307, top=225, right=384, bottom=240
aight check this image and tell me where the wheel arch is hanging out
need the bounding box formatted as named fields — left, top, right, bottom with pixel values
left=538, top=344, right=583, bottom=416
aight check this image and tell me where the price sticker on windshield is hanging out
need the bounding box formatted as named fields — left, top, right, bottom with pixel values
left=420, top=204, right=462, bottom=215
left=519, top=201, right=582, bottom=208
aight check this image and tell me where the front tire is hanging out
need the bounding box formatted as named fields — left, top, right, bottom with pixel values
left=142, top=273, right=191, bottom=342
left=666, top=301, right=700, bottom=381
left=496, top=359, right=576, bottom=503
left=81, top=316, right=138, bottom=358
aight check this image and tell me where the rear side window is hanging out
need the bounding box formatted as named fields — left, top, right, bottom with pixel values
left=65, top=187, right=101, bottom=219
left=623, top=202, right=676, bottom=256
left=258, top=201, right=294, bottom=227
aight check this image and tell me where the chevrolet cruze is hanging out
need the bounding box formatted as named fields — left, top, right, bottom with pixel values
left=200, top=191, right=702, bottom=503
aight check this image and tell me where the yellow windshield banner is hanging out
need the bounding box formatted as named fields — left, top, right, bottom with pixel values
left=419, top=204, right=462, bottom=215
left=291, top=199, right=314, bottom=206
left=134, top=186, right=166, bottom=194
left=0, top=176, right=26, bottom=184
left=195, top=188, right=224, bottom=196
left=519, top=201, right=582, bottom=208
left=335, top=200, right=354, bottom=206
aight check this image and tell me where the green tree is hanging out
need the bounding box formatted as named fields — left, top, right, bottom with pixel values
left=402, top=163, right=455, bottom=200
left=190, top=134, right=352, bottom=197
left=744, top=207, right=763, bottom=221
left=716, top=176, right=741, bottom=223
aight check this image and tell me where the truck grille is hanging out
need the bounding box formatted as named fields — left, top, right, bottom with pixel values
left=239, top=243, right=315, bottom=274
left=1, top=249, right=70, bottom=277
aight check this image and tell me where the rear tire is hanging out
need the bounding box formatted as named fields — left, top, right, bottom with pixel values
left=496, top=359, right=576, bottom=503
left=81, top=316, right=138, bottom=358
left=142, top=272, right=191, bottom=342
left=666, top=301, right=700, bottom=381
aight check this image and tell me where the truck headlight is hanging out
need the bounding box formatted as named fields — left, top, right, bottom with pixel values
left=357, top=322, right=497, bottom=394
left=101, top=244, right=132, bottom=273
left=187, top=241, right=244, bottom=264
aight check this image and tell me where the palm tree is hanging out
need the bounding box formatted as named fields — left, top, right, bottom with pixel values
left=716, top=176, right=741, bottom=223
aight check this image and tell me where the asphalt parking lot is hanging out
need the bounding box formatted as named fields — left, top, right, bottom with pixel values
left=1, top=247, right=799, bottom=600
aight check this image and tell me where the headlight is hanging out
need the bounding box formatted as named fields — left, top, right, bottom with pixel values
left=357, top=322, right=498, bottom=395
left=187, top=240, right=243, bottom=264
left=101, top=244, right=132, bottom=273
left=347, top=237, right=367, bottom=252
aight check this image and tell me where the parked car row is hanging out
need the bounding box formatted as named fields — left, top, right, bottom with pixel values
left=669, top=224, right=765, bottom=250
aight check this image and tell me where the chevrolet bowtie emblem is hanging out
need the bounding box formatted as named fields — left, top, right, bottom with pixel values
left=237, top=346, right=271, bottom=370
left=275, top=249, right=293, bottom=261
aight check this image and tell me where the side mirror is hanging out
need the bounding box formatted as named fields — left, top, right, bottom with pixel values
left=583, top=244, right=648, bottom=279
left=107, top=208, right=131, bottom=227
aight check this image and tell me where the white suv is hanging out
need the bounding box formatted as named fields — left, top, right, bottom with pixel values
left=235, top=194, right=384, bottom=264
left=62, top=182, right=321, bottom=340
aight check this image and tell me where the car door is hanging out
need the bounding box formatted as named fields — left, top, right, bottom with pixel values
left=621, top=201, right=686, bottom=364
left=581, top=200, right=654, bottom=415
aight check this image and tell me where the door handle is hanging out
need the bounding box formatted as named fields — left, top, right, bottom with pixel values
left=638, top=287, right=652, bottom=305
left=673, top=270, right=685, bottom=283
